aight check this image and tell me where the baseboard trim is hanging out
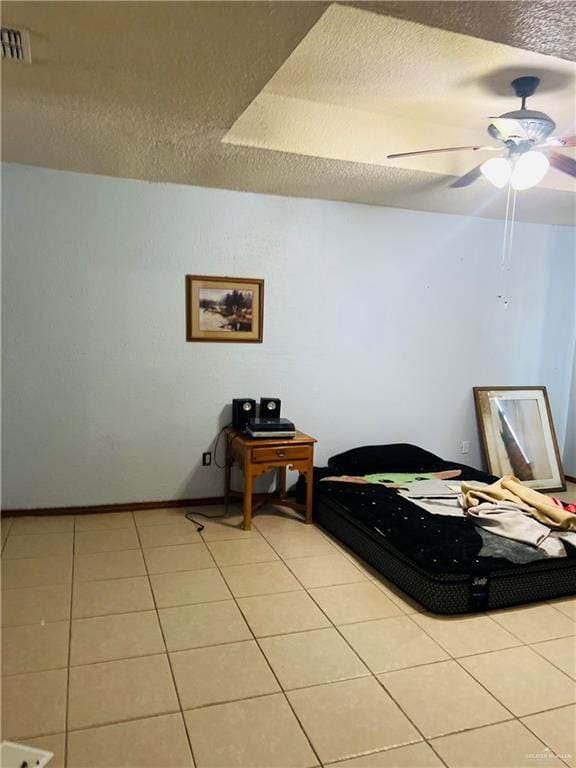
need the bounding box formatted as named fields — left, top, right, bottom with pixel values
left=2, top=496, right=231, bottom=517
left=4, top=477, right=572, bottom=518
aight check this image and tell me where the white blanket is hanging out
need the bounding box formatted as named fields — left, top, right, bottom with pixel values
left=401, top=484, right=576, bottom=558
left=464, top=501, right=576, bottom=558
left=400, top=480, right=464, bottom=517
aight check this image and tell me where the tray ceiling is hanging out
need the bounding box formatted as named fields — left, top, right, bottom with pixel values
left=224, top=5, right=575, bottom=193
left=2, top=1, right=575, bottom=224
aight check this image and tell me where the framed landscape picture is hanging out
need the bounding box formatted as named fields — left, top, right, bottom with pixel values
left=473, top=386, right=565, bottom=492
left=186, top=275, right=264, bottom=343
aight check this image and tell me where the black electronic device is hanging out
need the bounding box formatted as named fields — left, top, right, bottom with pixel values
left=260, top=398, right=281, bottom=418
left=246, top=417, right=295, bottom=438
left=232, top=398, right=256, bottom=431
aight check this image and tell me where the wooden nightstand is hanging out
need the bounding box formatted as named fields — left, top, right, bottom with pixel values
left=224, top=427, right=317, bottom=530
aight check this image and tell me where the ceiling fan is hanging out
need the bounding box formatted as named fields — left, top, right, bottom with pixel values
left=387, top=76, right=576, bottom=190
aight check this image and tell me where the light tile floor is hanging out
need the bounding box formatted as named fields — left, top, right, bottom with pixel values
left=1, top=499, right=575, bottom=768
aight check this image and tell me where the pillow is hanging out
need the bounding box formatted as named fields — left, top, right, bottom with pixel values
left=327, top=443, right=445, bottom=475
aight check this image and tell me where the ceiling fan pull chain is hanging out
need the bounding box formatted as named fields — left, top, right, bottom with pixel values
left=505, top=189, right=518, bottom=273
left=501, top=181, right=513, bottom=271
left=499, top=185, right=517, bottom=310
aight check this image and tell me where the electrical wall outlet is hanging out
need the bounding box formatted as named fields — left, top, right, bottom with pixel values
left=202, top=452, right=212, bottom=466
left=461, top=440, right=470, bottom=454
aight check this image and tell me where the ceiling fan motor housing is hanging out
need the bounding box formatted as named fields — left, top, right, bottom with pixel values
left=488, top=109, right=556, bottom=145
left=511, top=76, right=540, bottom=100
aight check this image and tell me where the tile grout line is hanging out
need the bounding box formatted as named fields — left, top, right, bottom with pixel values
left=519, top=709, right=574, bottom=768
left=397, top=609, right=526, bottom=745
left=55, top=642, right=576, bottom=747
left=409, top=604, right=576, bottom=656
left=133, top=511, right=198, bottom=768
left=1, top=516, right=14, bottom=552
left=258, top=515, right=443, bottom=767
left=486, top=609, right=576, bottom=648
left=261, top=516, right=574, bottom=765
left=65, top=710, right=194, bottom=736
left=325, top=603, right=514, bottom=767
left=321, top=744, right=426, bottom=768
left=452, top=636, right=576, bottom=693
left=319, top=739, right=426, bottom=768
left=516, top=700, right=576, bottom=717
left=304, top=554, right=453, bottom=768
left=388, top=596, right=576, bottom=759
left=5, top=508, right=576, bottom=765
left=218, top=510, right=576, bottom=765
left=366, top=578, right=576, bottom=707
left=304, top=602, right=445, bottom=764
left=428, top=717, right=569, bottom=768
left=528, top=639, right=576, bottom=682
left=530, top=630, right=576, bottom=647
left=65, top=643, right=177, bottom=673
left=193, top=517, right=325, bottom=768
left=1, top=571, right=144, bottom=591
left=546, top=598, right=576, bottom=618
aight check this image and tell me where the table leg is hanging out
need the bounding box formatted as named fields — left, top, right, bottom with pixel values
left=278, top=466, right=287, bottom=500
left=305, top=459, right=313, bottom=524
left=243, top=468, right=253, bottom=530
left=224, top=435, right=232, bottom=509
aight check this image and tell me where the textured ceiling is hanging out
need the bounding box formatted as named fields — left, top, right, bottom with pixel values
left=2, top=1, right=576, bottom=225
left=225, top=5, right=575, bottom=192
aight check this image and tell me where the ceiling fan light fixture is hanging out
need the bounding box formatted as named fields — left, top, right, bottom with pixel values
left=510, top=150, right=550, bottom=190
left=480, top=157, right=511, bottom=188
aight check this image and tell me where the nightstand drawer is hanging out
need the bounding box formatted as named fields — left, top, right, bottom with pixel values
left=252, top=445, right=310, bottom=463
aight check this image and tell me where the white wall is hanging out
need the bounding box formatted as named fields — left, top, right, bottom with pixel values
left=2, top=164, right=575, bottom=509
left=563, top=339, right=576, bottom=477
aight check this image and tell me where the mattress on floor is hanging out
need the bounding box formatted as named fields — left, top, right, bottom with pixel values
left=313, top=444, right=576, bottom=614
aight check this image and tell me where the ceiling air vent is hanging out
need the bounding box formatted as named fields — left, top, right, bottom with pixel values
left=1, top=27, right=32, bottom=62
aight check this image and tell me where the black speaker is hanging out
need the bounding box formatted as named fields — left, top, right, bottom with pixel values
left=260, top=398, right=281, bottom=419
left=232, top=398, right=256, bottom=431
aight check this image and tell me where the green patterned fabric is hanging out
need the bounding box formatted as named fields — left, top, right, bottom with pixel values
left=363, top=472, right=439, bottom=484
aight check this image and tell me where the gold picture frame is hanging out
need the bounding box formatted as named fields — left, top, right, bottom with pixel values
left=473, top=386, right=565, bottom=492
left=186, top=275, right=264, bottom=343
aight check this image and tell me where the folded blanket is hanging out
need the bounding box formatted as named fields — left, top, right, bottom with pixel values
left=464, top=501, right=573, bottom=557
left=461, top=475, right=576, bottom=531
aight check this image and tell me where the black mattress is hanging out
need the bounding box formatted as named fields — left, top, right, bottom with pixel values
left=313, top=444, right=576, bottom=614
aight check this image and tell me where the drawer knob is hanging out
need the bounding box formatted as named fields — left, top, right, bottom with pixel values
left=276, top=448, right=286, bottom=457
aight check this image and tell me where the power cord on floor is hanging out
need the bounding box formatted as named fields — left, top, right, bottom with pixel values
left=186, top=424, right=232, bottom=532
left=212, top=424, right=229, bottom=469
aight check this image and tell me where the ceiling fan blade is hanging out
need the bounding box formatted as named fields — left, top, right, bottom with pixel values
left=449, top=164, right=483, bottom=188
left=535, top=137, right=564, bottom=148
left=538, top=135, right=576, bottom=149
left=488, top=117, right=529, bottom=142
left=549, top=151, right=576, bottom=178
left=387, top=145, right=492, bottom=159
